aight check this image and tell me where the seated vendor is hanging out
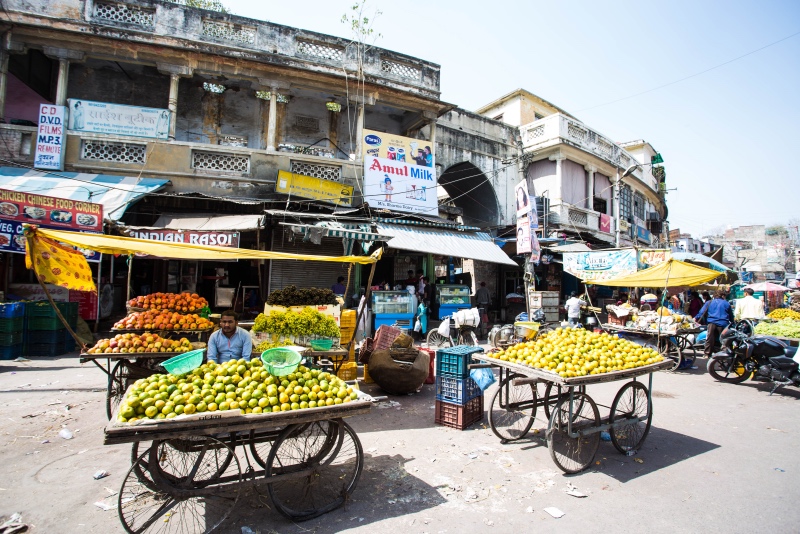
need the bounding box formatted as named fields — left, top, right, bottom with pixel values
left=208, top=310, right=252, bottom=364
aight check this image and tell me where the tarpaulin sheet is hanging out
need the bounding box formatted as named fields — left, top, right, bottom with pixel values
left=595, top=259, right=721, bottom=288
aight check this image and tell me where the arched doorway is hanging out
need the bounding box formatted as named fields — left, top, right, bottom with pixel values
left=437, top=162, right=500, bottom=227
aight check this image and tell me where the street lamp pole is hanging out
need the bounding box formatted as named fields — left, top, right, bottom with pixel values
left=614, top=163, right=641, bottom=248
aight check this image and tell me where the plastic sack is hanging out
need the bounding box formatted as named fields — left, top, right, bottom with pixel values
left=469, top=367, right=496, bottom=391
left=413, top=318, right=422, bottom=332
left=437, top=319, right=450, bottom=337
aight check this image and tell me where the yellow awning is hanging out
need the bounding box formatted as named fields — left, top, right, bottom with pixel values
left=26, top=227, right=380, bottom=264
left=594, top=259, right=721, bottom=288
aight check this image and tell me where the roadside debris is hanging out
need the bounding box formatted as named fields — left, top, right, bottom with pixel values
left=543, top=507, right=565, bottom=518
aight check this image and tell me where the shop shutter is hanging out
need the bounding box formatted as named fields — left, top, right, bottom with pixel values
left=269, top=229, right=351, bottom=293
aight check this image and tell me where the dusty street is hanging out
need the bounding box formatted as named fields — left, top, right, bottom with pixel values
left=1, top=351, right=798, bottom=534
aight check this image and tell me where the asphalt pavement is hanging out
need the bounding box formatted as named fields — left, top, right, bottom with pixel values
left=1, top=349, right=798, bottom=533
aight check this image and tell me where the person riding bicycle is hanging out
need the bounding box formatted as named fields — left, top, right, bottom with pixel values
left=694, top=290, right=733, bottom=358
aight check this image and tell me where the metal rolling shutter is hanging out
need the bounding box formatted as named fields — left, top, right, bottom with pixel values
left=269, top=229, right=351, bottom=292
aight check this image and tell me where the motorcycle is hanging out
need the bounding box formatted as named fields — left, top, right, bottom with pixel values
left=488, top=309, right=555, bottom=349
left=709, top=327, right=800, bottom=394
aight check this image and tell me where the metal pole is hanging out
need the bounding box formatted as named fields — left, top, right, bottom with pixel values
left=94, top=254, right=102, bottom=333
left=126, top=254, right=134, bottom=302
left=614, top=169, right=621, bottom=248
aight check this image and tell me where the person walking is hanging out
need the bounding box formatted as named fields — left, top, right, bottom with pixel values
left=734, top=287, right=766, bottom=321
left=564, top=291, right=587, bottom=327
left=694, top=290, right=733, bottom=357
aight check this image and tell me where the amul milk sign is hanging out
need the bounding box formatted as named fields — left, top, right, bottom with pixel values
left=33, top=104, right=67, bottom=171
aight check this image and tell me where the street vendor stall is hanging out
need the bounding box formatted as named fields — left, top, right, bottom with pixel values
left=592, top=259, right=722, bottom=371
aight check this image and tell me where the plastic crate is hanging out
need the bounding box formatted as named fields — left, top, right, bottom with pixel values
left=419, top=348, right=435, bottom=384
left=0, top=302, right=25, bottom=319
left=63, top=337, right=76, bottom=352
left=0, top=331, right=24, bottom=346
left=0, top=317, right=24, bottom=333
left=435, top=375, right=482, bottom=404
left=26, top=316, right=73, bottom=331
left=434, top=396, right=484, bottom=430
left=340, top=309, right=356, bottom=327
left=363, top=364, right=374, bottom=384
left=435, top=345, right=485, bottom=378
left=340, top=326, right=355, bottom=344
left=24, top=329, right=66, bottom=344
left=337, top=361, right=357, bottom=381
left=25, top=302, right=78, bottom=321
left=24, top=342, right=69, bottom=357
left=0, top=343, right=23, bottom=360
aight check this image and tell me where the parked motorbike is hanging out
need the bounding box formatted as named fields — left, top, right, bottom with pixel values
left=709, top=327, right=800, bottom=394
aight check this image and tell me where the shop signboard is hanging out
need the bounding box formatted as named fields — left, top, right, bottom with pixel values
left=275, top=170, right=353, bottom=206
left=362, top=130, right=437, bottom=215
left=599, top=213, right=612, bottom=233
left=126, top=229, right=241, bottom=247
left=637, top=225, right=651, bottom=243
left=563, top=248, right=638, bottom=282
left=66, top=99, right=170, bottom=139
left=638, top=248, right=671, bottom=270
left=9, top=283, right=70, bottom=302
left=33, top=104, right=67, bottom=171
left=516, top=215, right=532, bottom=254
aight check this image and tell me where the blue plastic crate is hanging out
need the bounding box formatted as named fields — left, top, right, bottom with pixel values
left=63, top=337, right=76, bottom=353
left=0, top=331, right=24, bottom=346
left=435, top=375, right=482, bottom=404
left=0, top=343, right=22, bottom=360
left=24, top=342, right=69, bottom=357
left=435, top=345, right=484, bottom=378
left=24, top=329, right=66, bottom=344
left=0, top=302, right=25, bottom=319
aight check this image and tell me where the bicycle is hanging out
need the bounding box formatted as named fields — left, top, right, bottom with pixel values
left=488, top=309, right=562, bottom=349
left=426, top=316, right=479, bottom=348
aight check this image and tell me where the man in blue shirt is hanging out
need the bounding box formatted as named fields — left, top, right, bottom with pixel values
left=207, top=310, right=252, bottom=364
left=694, top=290, right=733, bottom=357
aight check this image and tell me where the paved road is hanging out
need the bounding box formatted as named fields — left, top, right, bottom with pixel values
left=1, top=352, right=798, bottom=533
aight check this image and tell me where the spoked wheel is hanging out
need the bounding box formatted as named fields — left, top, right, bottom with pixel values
left=107, top=360, right=129, bottom=420
left=547, top=392, right=600, bottom=474
left=536, top=326, right=555, bottom=339
left=266, top=419, right=363, bottom=521
left=676, top=334, right=694, bottom=356
left=119, top=437, right=241, bottom=534
left=133, top=436, right=235, bottom=490
left=488, top=373, right=536, bottom=442
left=708, top=356, right=751, bottom=383
left=542, top=383, right=586, bottom=421
left=249, top=422, right=334, bottom=470
left=608, top=381, right=652, bottom=454
left=457, top=329, right=478, bottom=347
left=658, top=337, right=683, bottom=372
left=426, top=329, right=452, bottom=348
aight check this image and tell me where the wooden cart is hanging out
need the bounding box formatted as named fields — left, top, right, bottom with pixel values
left=474, top=353, right=673, bottom=474
left=105, top=397, right=370, bottom=533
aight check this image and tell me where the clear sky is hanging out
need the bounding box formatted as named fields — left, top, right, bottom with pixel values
left=225, top=0, right=800, bottom=238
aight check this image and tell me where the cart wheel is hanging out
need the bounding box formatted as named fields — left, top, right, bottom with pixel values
left=249, top=421, right=336, bottom=470
left=658, top=338, right=683, bottom=372
left=426, top=329, right=452, bottom=348
left=107, top=360, right=129, bottom=420
left=535, top=326, right=555, bottom=339
left=488, top=373, right=536, bottom=442
left=266, top=419, right=363, bottom=521
left=676, top=334, right=693, bottom=355
left=608, top=382, right=652, bottom=454
left=542, top=383, right=586, bottom=421
left=119, top=438, right=241, bottom=534
left=547, top=392, right=600, bottom=474
left=144, top=436, right=235, bottom=489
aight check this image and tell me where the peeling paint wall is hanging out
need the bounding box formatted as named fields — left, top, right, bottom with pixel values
left=67, top=61, right=170, bottom=109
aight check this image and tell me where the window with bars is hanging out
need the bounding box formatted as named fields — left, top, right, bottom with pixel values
left=620, top=185, right=632, bottom=220
left=634, top=192, right=645, bottom=219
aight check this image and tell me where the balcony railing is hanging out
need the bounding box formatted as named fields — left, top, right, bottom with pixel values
left=520, top=114, right=660, bottom=193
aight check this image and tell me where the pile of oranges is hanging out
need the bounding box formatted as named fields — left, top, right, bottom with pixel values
left=128, top=292, right=208, bottom=313
left=113, top=310, right=214, bottom=331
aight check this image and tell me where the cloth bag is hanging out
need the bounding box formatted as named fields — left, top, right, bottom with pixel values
left=367, top=348, right=429, bottom=395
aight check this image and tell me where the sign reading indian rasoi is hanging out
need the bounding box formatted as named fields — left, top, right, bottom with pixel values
left=361, top=129, right=437, bottom=215
left=67, top=99, right=170, bottom=139
left=125, top=229, right=241, bottom=247
left=563, top=249, right=638, bottom=282
left=0, top=188, right=103, bottom=261
left=275, top=170, right=354, bottom=206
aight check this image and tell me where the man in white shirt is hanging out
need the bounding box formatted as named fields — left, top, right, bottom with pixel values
left=734, top=288, right=765, bottom=321
left=564, top=291, right=587, bottom=327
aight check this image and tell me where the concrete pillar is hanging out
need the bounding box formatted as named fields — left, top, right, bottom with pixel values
left=55, top=59, right=69, bottom=106
left=0, top=50, right=7, bottom=120
left=355, top=103, right=364, bottom=162
left=267, top=88, right=278, bottom=152
left=157, top=63, right=192, bottom=141
left=585, top=165, right=596, bottom=211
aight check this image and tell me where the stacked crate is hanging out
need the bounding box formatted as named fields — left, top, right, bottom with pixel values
left=0, top=302, right=25, bottom=360
left=335, top=310, right=358, bottom=381
left=24, top=302, right=79, bottom=357
left=434, top=345, right=486, bottom=430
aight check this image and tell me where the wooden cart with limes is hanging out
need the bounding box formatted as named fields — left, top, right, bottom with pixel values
left=473, top=353, right=673, bottom=474
left=104, top=348, right=370, bottom=534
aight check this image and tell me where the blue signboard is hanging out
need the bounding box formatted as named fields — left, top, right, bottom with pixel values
left=636, top=225, right=651, bottom=243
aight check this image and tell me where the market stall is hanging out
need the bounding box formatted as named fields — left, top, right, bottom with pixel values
left=592, top=259, right=722, bottom=370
